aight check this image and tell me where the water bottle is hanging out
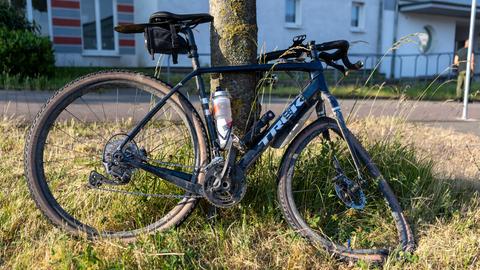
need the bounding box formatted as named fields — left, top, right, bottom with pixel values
left=212, top=87, right=232, bottom=149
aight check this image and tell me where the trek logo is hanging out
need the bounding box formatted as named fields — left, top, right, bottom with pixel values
left=259, top=95, right=306, bottom=146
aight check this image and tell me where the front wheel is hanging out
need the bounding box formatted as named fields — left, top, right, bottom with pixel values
left=277, top=117, right=414, bottom=262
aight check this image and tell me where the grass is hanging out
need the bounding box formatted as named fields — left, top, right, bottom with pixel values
left=2, top=67, right=480, bottom=101
left=274, top=82, right=480, bottom=101
left=1, top=116, right=479, bottom=269
left=0, top=68, right=156, bottom=91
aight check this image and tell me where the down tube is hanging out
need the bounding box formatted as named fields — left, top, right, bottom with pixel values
left=237, top=74, right=326, bottom=170
left=118, top=72, right=198, bottom=150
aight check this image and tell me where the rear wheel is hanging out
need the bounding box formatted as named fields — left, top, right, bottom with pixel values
left=24, top=71, right=209, bottom=240
left=277, top=117, right=414, bottom=261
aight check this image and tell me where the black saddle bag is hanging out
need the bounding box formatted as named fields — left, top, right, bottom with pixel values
left=144, top=24, right=188, bottom=64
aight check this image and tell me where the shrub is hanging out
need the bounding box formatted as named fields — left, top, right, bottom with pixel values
left=0, top=27, right=55, bottom=77
left=0, top=2, right=36, bottom=32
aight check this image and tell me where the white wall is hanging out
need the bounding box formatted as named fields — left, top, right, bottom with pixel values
left=134, top=0, right=211, bottom=68
left=135, top=0, right=382, bottom=68
left=55, top=54, right=138, bottom=67
left=257, top=0, right=381, bottom=55
left=391, top=13, right=456, bottom=78
left=59, top=0, right=462, bottom=80
left=380, top=11, right=456, bottom=79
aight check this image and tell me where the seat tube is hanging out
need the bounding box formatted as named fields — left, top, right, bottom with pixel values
left=185, top=28, right=220, bottom=155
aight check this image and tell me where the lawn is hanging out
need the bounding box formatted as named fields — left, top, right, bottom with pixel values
left=2, top=67, right=479, bottom=102
left=1, top=116, right=479, bottom=269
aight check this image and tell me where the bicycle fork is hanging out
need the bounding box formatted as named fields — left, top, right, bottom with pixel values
left=318, top=92, right=363, bottom=180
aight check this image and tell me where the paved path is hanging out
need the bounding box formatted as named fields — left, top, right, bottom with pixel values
left=1, top=90, right=479, bottom=136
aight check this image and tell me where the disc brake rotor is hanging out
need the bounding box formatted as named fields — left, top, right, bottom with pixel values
left=333, top=174, right=366, bottom=210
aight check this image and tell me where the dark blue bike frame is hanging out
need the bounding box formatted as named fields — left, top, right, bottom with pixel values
left=120, top=27, right=359, bottom=195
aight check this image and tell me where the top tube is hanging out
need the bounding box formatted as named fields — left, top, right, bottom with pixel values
left=193, top=61, right=324, bottom=76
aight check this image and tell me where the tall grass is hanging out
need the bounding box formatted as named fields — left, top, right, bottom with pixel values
left=1, top=117, right=479, bottom=269
left=1, top=34, right=480, bottom=269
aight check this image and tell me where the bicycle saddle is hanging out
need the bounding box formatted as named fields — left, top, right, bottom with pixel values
left=149, top=11, right=213, bottom=25
left=115, top=11, right=213, bottom=34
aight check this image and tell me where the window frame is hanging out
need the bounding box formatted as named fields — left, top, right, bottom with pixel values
left=81, top=0, right=119, bottom=56
left=25, top=0, right=54, bottom=39
left=350, top=1, right=365, bottom=33
left=285, top=0, right=302, bottom=29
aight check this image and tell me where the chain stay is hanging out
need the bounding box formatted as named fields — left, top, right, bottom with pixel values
left=87, top=184, right=203, bottom=198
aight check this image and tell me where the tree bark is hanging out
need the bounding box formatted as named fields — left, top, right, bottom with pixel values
left=209, top=0, right=260, bottom=136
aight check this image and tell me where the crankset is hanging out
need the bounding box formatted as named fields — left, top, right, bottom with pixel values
left=203, top=141, right=246, bottom=208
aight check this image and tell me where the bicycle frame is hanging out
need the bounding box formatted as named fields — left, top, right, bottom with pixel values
left=119, top=27, right=361, bottom=195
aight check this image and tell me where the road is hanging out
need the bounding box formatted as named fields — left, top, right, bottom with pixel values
left=1, top=90, right=479, bottom=136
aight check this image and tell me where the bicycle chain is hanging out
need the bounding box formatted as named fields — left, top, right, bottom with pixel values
left=87, top=185, right=204, bottom=199
left=88, top=158, right=202, bottom=199
left=87, top=158, right=230, bottom=200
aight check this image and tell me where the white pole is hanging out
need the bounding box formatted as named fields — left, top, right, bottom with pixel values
left=462, top=0, right=477, bottom=120
left=26, top=0, right=33, bottom=22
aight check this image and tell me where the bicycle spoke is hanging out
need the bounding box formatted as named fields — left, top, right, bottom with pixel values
left=49, top=126, right=101, bottom=149
left=27, top=73, right=202, bottom=236
left=63, top=109, right=107, bottom=142
left=80, top=97, right=103, bottom=124
left=42, top=155, right=98, bottom=164
left=132, top=88, right=138, bottom=122
left=101, top=102, right=108, bottom=122
left=148, top=137, right=188, bottom=154
left=44, top=142, right=100, bottom=157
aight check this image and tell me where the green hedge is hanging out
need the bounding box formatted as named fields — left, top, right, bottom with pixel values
left=0, top=2, right=36, bottom=31
left=0, top=27, right=55, bottom=77
left=0, top=3, right=55, bottom=78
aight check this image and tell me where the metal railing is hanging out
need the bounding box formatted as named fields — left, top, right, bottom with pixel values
left=348, top=52, right=458, bottom=80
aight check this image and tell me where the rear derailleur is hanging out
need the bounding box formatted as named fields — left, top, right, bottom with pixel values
left=89, top=134, right=146, bottom=187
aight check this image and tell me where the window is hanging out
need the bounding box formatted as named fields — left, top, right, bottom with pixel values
left=33, top=0, right=50, bottom=37
left=418, top=26, right=433, bottom=53
left=26, top=0, right=51, bottom=37
left=285, top=0, right=301, bottom=28
left=351, top=1, right=365, bottom=31
left=81, top=0, right=117, bottom=54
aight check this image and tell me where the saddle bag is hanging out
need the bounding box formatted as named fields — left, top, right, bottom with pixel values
left=144, top=24, right=188, bottom=64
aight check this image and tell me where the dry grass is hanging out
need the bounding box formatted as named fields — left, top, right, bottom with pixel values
left=1, top=116, right=479, bottom=269
left=353, top=117, right=480, bottom=184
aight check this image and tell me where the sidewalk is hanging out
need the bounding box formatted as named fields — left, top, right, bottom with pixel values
left=1, top=90, right=479, bottom=136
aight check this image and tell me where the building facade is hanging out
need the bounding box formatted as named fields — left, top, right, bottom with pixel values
left=24, top=0, right=480, bottom=78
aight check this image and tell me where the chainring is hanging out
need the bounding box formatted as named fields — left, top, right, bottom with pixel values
left=203, top=161, right=246, bottom=208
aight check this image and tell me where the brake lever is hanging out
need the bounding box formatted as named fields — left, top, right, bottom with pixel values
left=353, top=60, right=364, bottom=70
left=325, top=60, right=347, bottom=75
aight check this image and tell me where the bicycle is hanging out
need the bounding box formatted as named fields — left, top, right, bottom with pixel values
left=24, top=12, right=415, bottom=262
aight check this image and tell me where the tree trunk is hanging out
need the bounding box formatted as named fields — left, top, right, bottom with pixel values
left=209, top=0, right=260, bottom=136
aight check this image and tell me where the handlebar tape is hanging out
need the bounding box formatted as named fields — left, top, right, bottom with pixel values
left=258, top=39, right=363, bottom=71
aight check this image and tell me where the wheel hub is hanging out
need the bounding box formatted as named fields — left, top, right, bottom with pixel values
left=102, top=134, right=145, bottom=184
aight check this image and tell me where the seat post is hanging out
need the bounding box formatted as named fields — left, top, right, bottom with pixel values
left=184, top=27, right=201, bottom=70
